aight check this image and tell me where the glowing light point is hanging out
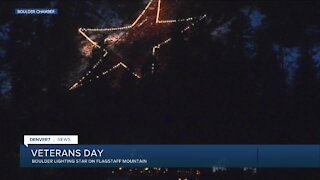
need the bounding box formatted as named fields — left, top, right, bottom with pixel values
left=69, top=83, right=79, bottom=91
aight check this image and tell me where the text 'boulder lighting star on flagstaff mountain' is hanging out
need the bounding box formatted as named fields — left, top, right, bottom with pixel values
left=69, top=0, right=207, bottom=91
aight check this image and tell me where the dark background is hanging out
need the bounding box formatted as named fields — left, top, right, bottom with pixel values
left=1, top=0, right=320, bottom=179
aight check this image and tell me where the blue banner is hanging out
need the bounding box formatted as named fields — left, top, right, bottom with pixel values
left=20, top=145, right=320, bottom=168
left=15, top=8, right=58, bottom=15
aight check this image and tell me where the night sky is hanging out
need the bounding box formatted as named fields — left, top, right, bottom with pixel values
left=1, top=0, right=320, bottom=179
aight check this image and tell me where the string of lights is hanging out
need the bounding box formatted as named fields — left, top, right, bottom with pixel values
left=69, top=49, right=109, bottom=90
left=70, top=0, right=207, bottom=91
left=78, top=0, right=206, bottom=49
left=69, top=61, right=141, bottom=90
left=78, top=28, right=101, bottom=48
left=151, top=14, right=207, bottom=74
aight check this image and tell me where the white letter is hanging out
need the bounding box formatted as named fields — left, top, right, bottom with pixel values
left=84, top=149, right=90, bottom=157
left=31, top=149, right=38, bottom=157
left=97, top=149, right=104, bottom=157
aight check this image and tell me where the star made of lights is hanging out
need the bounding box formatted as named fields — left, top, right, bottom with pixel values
left=69, top=0, right=206, bottom=90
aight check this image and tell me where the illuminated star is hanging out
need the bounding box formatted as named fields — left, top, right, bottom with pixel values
left=69, top=0, right=206, bottom=90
